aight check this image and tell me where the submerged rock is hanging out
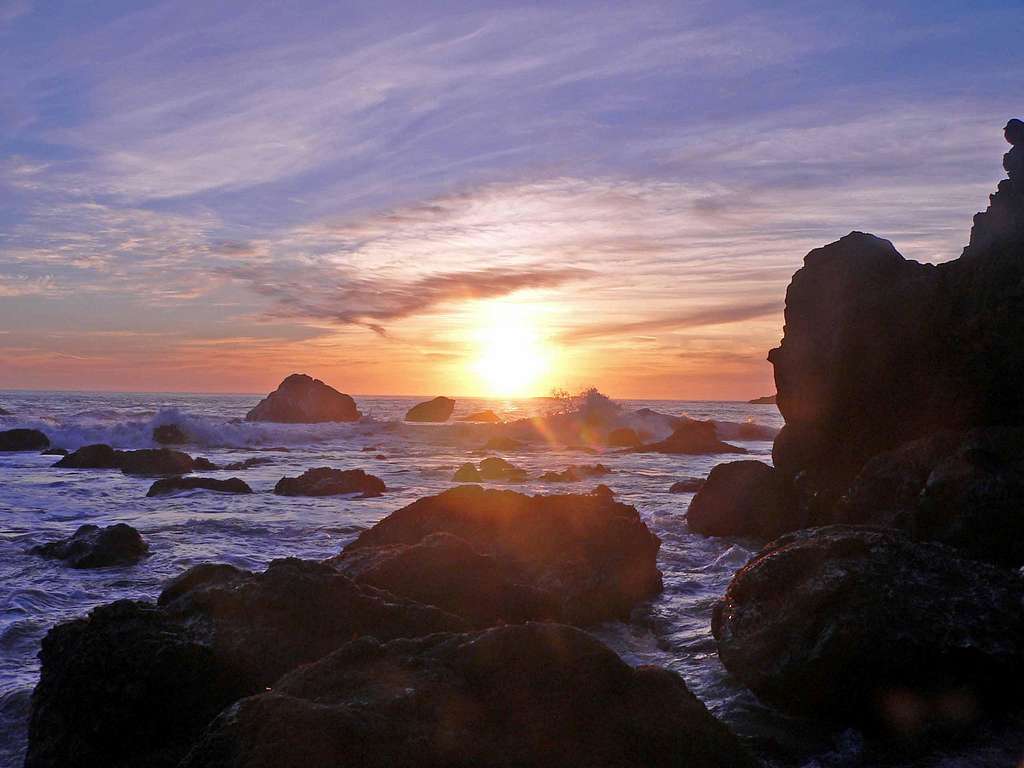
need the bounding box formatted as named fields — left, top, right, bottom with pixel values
left=405, top=396, right=455, bottom=422
left=181, top=623, right=758, bottom=768
left=0, top=428, right=49, bottom=452
left=153, top=423, right=187, bottom=444
left=54, top=444, right=195, bottom=475
left=606, top=426, right=641, bottom=447
left=687, top=460, right=798, bottom=539
left=460, top=409, right=502, bottom=423
left=273, top=467, right=385, bottom=497
left=245, top=374, right=360, bottom=423
left=636, top=420, right=746, bottom=455
left=40, top=447, right=68, bottom=456
left=538, top=463, right=612, bottom=482
left=192, top=457, right=219, bottom=470
left=332, top=484, right=662, bottom=625
left=147, top=477, right=252, bottom=497
left=25, top=558, right=465, bottom=768
left=221, top=456, right=274, bottom=471
left=712, top=526, right=1024, bottom=733
left=32, top=524, right=148, bottom=569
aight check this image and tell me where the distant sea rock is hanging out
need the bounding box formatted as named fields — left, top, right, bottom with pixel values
left=712, top=526, right=1024, bottom=732
left=405, top=396, right=455, bottom=422
left=458, top=409, right=502, bottom=423
left=274, top=467, right=385, bottom=497
left=748, top=394, right=777, bottom=404
left=331, top=484, right=663, bottom=626
left=635, top=420, right=746, bottom=455
left=0, top=428, right=49, bottom=452
left=538, top=463, right=611, bottom=482
left=147, top=476, right=252, bottom=497
left=687, top=460, right=798, bottom=539
left=32, top=523, right=148, bottom=569
left=152, top=423, right=187, bottom=444
left=478, top=456, right=527, bottom=482
left=181, top=623, right=758, bottom=768
left=245, top=373, right=361, bottom=423
left=55, top=444, right=194, bottom=475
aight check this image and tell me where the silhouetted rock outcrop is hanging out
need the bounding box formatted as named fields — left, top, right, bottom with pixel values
left=181, top=623, right=758, bottom=768
left=55, top=444, right=194, bottom=475
left=712, top=526, right=1024, bottom=732
left=405, top=396, right=455, bottom=422
left=748, top=394, right=777, bottom=404
left=0, top=428, right=49, bottom=451
left=688, top=460, right=798, bottom=539
left=273, top=467, right=385, bottom=497
left=25, top=558, right=464, bottom=768
left=245, top=374, right=360, bottom=423
left=332, top=485, right=662, bottom=625
left=636, top=420, right=746, bottom=455
left=147, top=476, right=253, bottom=497
left=32, top=524, right=148, bottom=569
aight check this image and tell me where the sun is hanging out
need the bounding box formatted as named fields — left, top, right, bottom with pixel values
left=470, top=302, right=553, bottom=398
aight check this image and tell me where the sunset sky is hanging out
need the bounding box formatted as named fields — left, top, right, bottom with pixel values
left=1, top=0, right=1019, bottom=399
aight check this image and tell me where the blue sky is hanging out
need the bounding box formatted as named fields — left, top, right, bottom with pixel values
left=0, top=0, right=1020, bottom=396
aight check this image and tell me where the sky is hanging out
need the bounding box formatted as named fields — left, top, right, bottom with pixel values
left=0, top=0, right=1020, bottom=399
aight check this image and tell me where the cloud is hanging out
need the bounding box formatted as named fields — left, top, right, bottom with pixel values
left=558, top=300, right=782, bottom=343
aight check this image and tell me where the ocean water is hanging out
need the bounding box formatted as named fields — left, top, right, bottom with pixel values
left=0, top=391, right=1018, bottom=768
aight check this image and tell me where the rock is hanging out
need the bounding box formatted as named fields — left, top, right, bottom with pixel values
left=222, top=456, right=273, bottom=470
left=245, top=374, right=360, bottom=423
left=32, top=524, right=148, bottom=569
left=607, top=427, right=641, bottom=447
left=119, top=448, right=195, bottom=476
left=54, top=443, right=122, bottom=468
left=459, top=409, right=502, bottom=423
left=452, top=462, right=482, bottom=482
left=273, top=467, right=385, bottom=497
left=748, top=394, right=777, bottom=404
left=0, top=405, right=9, bottom=415
left=192, top=457, right=219, bottom=470
left=478, top=456, right=528, bottom=482
left=333, top=485, right=662, bottom=625
left=712, top=526, right=1024, bottom=733
left=40, top=447, right=68, bottom=456
left=838, top=428, right=1024, bottom=566
left=538, top=463, right=612, bottom=482
left=669, top=477, right=705, bottom=493
left=404, top=396, right=455, bottom=422
left=636, top=420, right=747, bottom=455
left=147, top=477, right=253, bottom=497
left=0, top=428, right=49, bottom=452
left=481, top=435, right=525, bottom=451
left=687, top=460, right=799, bottom=539
left=25, top=558, right=465, bottom=768
left=153, top=423, right=187, bottom=444
left=181, top=623, right=758, bottom=768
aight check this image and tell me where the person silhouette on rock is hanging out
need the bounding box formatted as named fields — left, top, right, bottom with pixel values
left=1003, top=118, right=1024, bottom=184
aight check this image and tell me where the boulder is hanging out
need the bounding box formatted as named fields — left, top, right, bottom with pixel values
left=459, top=409, right=502, bottom=423
left=54, top=443, right=121, bottom=468
left=222, top=456, right=273, bottom=470
left=405, top=396, right=456, bottom=422
left=245, top=374, right=360, bottom=423
left=153, top=424, right=187, bottom=444
left=478, top=456, right=527, bottom=482
left=192, top=457, right=219, bottom=470
left=838, top=427, right=1024, bottom=566
left=54, top=444, right=195, bottom=475
left=687, top=460, right=799, bottom=539
left=332, top=485, right=662, bottom=625
left=452, top=462, right=482, bottom=482
left=670, top=477, right=705, bottom=493
left=181, top=624, right=758, bottom=768
left=606, top=427, right=641, bottom=447
left=25, top=558, right=465, bottom=768
left=538, top=463, right=612, bottom=483
left=273, top=467, right=385, bottom=497
left=32, top=524, right=148, bottom=569
left=712, top=526, right=1024, bottom=733
left=636, top=420, right=747, bottom=455
left=147, top=477, right=253, bottom=497
left=0, top=428, right=49, bottom=452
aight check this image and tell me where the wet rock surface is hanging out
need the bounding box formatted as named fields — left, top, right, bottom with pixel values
left=687, top=460, right=798, bottom=539
left=273, top=467, right=385, bottom=497
left=147, top=476, right=253, bottom=497
left=245, top=373, right=360, bottom=423
left=32, top=523, right=148, bottom=569
left=0, top=428, right=49, bottom=452
left=181, top=623, right=758, bottom=768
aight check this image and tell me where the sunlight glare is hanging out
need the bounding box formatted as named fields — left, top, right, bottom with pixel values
left=470, top=302, right=552, bottom=397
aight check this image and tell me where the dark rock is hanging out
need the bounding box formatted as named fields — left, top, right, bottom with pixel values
left=481, top=435, right=525, bottom=451
left=147, top=477, right=253, bottom=497
left=54, top=443, right=121, bottom=468
left=607, top=427, right=641, bottom=447
left=838, top=427, right=1024, bottom=566
left=40, top=447, right=68, bottom=456
left=181, top=623, right=757, bottom=768
left=452, top=462, right=482, bottom=482
left=222, top=456, right=273, bottom=470
left=405, top=396, right=455, bottom=422
left=273, top=467, right=385, bottom=497
left=459, top=409, right=502, bottom=423
left=688, top=460, right=799, bottom=539
left=25, top=558, right=465, bottom=768
left=333, top=484, right=662, bottom=625
left=192, top=457, right=219, bottom=470
left=32, top=524, right=148, bottom=569
left=245, top=374, right=360, bottom=423
left=712, top=526, right=1024, bottom=733
left=748, top=394, right=777, bottom=404
left=0, top=405, right=9, bottom=415
left=478, top=456, right=527, bottom=482
left=153, top=423, right=187, bottom=444
left=0, top=428, right=49, bottom=452
left=119, top=448, right=194, bottom=476
left=669, top=477, right=705, bottom=493
left=636, top=420, right=746, bottom=455
left=538, top=463, right=612, bottom=482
